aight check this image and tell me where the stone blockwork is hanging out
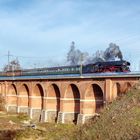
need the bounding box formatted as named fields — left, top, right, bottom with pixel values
left=17, top=107, right=28, bottom=114
left=0, top=77, right=138, bottom=124
left=7, top=106, right=17, bottom=113
left=32, top=109, right=42, bottom=122
left=77, top=114, right=96, bottom=124
left=45, top=110, right=58, bottom=123
left=57, top=112, right=65, bottom=123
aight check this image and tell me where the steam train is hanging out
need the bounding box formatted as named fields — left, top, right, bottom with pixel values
left=0, top=60, right=130, bottom=77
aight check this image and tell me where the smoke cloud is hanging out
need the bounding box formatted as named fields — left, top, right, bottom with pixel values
left=104, top=43, right=123, bottom=61
left=67, top=41, right=89, bottom=65
left=67, top=42, right=123, bottom=65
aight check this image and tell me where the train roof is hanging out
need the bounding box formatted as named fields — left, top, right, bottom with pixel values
left=94, top=60, right=130, bottom=66
left=84, top=60, right=130, bottom=66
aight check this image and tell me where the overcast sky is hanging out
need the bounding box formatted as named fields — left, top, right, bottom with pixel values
left=0, top=0, right=140, bottom=70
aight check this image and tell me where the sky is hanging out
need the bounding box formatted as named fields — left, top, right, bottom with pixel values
left=0, top=0, right=140, bottom=70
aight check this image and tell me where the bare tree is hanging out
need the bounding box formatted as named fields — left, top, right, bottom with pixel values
left=3, top=58, right=21, bottom=71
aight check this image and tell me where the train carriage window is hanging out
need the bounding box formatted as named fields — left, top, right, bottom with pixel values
left=77, top=67, right=80, bottom=71
left=64, top=68, right=67, bottom=71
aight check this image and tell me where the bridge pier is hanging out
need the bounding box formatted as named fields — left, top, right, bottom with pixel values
left=7, top=105, right=28, bottom=114
left=77, top=114, right=96, bottom=124
left=41, top=110, right=58, bottom=122
left=57, top=112, right=79, bottom=124
left=28, top=108, right=33, bottom=119
left=29, top=109, right=59, bottom=123
left=17, top=106, right=20, bottom=113
left=31, top=108, right=42, bottom=121
left=57, top=112, right=94, bottom=124
left=28, top=108, right=42, bottom=121
left=17, top=106, right=28, bottom=114
left=41, top=110, right=47, bottom=122
left=57, top=112, right=65, bottom=123
left=105, top=79, right=113, bottom=102
left=6, top=105, right=17, bottom=113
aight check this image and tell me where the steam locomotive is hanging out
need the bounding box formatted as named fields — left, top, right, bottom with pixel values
left=0, top=60, right=130, bottom=77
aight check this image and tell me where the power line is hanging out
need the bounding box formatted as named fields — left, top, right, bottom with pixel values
left=8, top=54, right=50, bottom=60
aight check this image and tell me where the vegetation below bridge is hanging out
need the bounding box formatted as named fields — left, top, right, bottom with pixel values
left=1, top=84, right=140, bottom=140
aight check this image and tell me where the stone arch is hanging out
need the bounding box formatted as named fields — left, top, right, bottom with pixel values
left=33, top=84, right=44, bottom=108
left=112, top=82, right=133, bottom=100
left=123, top=82, right=132, bottom=93
left=92, top=84, right=104, bottom=112
left=8, top=84, right=17, bottom=95
left=64, top=84, right=80, bottom=124
left=46, top=83, right=60, bottom=122
left=18, top=84, right=29, bottom=113
left=31, top=83, right=44, bottom=121
left=7, top=84, right=18, bottom=112
left=112, top=83, right=121, bottom=99
left=84, top=84, right=104, bottom=114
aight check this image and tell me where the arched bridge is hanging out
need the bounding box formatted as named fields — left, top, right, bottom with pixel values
left=0, top=72, right=139, bottom=124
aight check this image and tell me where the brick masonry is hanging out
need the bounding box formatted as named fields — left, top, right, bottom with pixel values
left=0, top=77, right=138, bottom=124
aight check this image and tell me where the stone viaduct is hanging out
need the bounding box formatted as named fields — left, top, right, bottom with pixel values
left=0, top=75, right=139, bottom=124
